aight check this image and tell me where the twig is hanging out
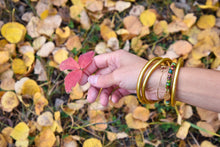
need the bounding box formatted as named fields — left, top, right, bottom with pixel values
left=189, top=131, right=200, bottom=147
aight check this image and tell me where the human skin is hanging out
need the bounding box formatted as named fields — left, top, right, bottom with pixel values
left=79, top=50, right=220, bottom=112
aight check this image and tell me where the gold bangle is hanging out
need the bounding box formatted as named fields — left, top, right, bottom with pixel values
left=142, top=58, right=172, bottom=104
left=136, top=57, right=162, bottom=104
left=170, top=57, right=183, bottom=106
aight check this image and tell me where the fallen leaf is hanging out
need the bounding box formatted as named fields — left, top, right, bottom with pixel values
left=0, top=51, right=9, bottom=64
left=168, top=19, right=188, bottom=33
left=34, top=59, right=47, bottom=81
left=11, top=122, right=29, bottom=141
left=0, top=134, right=7, bottom=147
left=201, top=140, right=217, bottom=147
left=176, top=121, right=191, bottom=139
left=132, top=106, right=150, bottom=121
left=153, top=20, right=168, bottom=35
left=124, top=95, right=139, bottom=113
left=19, top=45, right=34, bottom=54
left=116, top=132, right=128, bottom=139
left=34, top=92, right=48, bottom=115
left=125, top=113, right=148, bottom=129
left=0, top=78, right=15, bottom=90
left=69, top=83, right=83, bottom=100
left=56, top=26, right=71, bottom=39
left=197, top=15, right=216, bottom=29
left=197, top=121, right=215, bottom=137
left=115, top=1, right=131, bottom=12
left=80, top=10, right=91, bottom=30
left=170, top=3, right=184, bottom=19
left=54, top=111, right=63, bottom=133
left=33, top=36, right=47, bottom=50
left=83, top=138, right=102, bottom=147
left=0, top=69, right=13, bottom=80
left=51, top=0, right=68, bottom=6
left=69, top=4, right=84, bottom=22
left=107, top=37, right=119, bottom=50
left=34, top=128, right=56, bottom=147
left=22, top=12, right=34, bottom=22
left=37, top=41, right=55, bottom=57
left=1, top=22, right=26, bottom=43
left=12, top=58, right=27, bottom=74
left=107, top=131, right=117, bottom=142
left=37, top=111, right=54, bottom=126
left=100, top=24, right=117, bottom=41
left=0, top=91, right=19, bottom=112
left=169, top=40, right=193, bottom=56
left=183, top=13, right=197, bottom=28
left=182, top=105, right=193, bottom=119
left=196, top=107, right=218, bottom=123
left=21, top=79, right=41, bottom=97
left=53, top=48, right=69, bottom=64
left=1, top=127, right=13, bottom=144
left=23, top=52, right=35, bottom=67
left=89, top=110, right=107, bottom=131
left=86, top=0, right=103, bottom=12
left=95, top=42, right=110, bottom=54
left=15, top=139, right=28, bottom=147
left=140, top=9, right=156, bottom=27
left=129, top=5, right=145, bottom=17
left=65, top=35, right=82, bottom=51
left=26, top=16, right=40, bottom=38
left=0, top=63, right=11, bottom=73
left=123, top=15, right=142, bottom=35
left=62, top=136, right=78, bottom=147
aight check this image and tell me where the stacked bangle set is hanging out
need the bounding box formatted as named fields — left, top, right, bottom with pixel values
left=136, top=57, right=183, bottom=106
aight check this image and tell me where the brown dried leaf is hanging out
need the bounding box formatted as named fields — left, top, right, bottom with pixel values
left=123, top=15, right=142, bottom=35
left=37, top=111, right=54, bottom=127
left=34, top=92, right=48, bottom=115
left=86, top=0, right=103, bottom=12
left=89, top=110, right=107, bottom=131
left=34, top=128, right=56, bottom=147
left=132, top=106, right=150, bottom=121
left=124, top=95, right=139, bottom=113
left=153, top=20, right=168, bottom=35
left=26, top=17, right=40, bottom=38
left=100, top=24, right=117, bottom=41
left=69, top=83, right=83, bottom=100
left=115, top=1, right=131, bottom=12
left=0, top=134, right=7, bottom=147
left=62, top=136, right=78, bottom=147
left=0, top=51, right=9, bottom=64
left=168, top=19, right=188, bottom=33
left=196, top=107, right=218, bottom=123
left=107, top=131, right=117, bottom=142
left=37, top=42, right=55, bottom=57
left=33, top=36, right=47, bottom=50
left=65, top=35, right=82, bottom=51
left=0, top=78, right=15, bottom=91
left=125, top=113, right=148, bottom=129
left=197, top=121, right=215, bottom=137
left=1, top=127, right=13, bottom=144
left=0, top=91, right=19, bottom=112
left=129, top=5, right=145, bottom=17
left=170, top=40, right=192, bottom=56
left=170, top=3, right=184, bottom=19
left=83, top=138, right=102, bottom=147
left=201, top=140, right=217, bottom=147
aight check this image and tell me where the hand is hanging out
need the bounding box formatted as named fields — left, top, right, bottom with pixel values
left=80, top=50, right=163, bottom=106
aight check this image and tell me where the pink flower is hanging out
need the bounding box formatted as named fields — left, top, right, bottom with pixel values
left=59, top=51, right=95, bottom=93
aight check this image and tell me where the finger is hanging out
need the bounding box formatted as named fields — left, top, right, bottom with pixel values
left=111, top=88, right=130, bottom=103
left=88, top=73, right=117, bottom=88
left=95, top=67, right=114, bottom=75
left=87, top=86, right=100, bottom=103
left=99, top=87, right=113, bottom=106
left=79, top=72, right=88, bottom=85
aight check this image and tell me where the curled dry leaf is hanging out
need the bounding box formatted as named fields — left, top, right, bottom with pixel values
left=56, top=26, right=71, bottom=39
left=0, top=91, right=19, bottom=112
left=123, top=15, right=142, bottom=35
left=176, top=121, right=191, bottom=140
left=132, top=106, right=150, bottom=121
left=115, top=1, right=131, bottom=12
left=0, top=51, right=9, bottom=64
left=107, top=37, right=119, bottom=50
left=1, top=22, right=26, bottom=43
left=34, top=92, right=48, bottom=115
left=34, top=128, right=56, bottom=147
left=83, top=138, right=102, bottom=147
left=37, top=41, right=55, bottom=57
left=95, top=42, right=111, bottom=54
left=140, top=9, right=156, bottom=27
left=0, top=134, right=7, bottom=147
left=11, top=122, right=30, bottom=141
left=197, top=15, right=216, bottom=29
left=37, top=111, right=54, bottom=126
left=182, top=105, right=193, bottom=119
left=125, top=113, right=148, bottom=129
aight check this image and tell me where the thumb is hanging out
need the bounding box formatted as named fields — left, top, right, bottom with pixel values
left=88, top=74, right=116, bottom=88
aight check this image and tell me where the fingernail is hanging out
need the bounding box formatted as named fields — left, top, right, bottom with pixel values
left=112, top=97, right=117, bottom=103
left=88, top=75, right=98, bottom=85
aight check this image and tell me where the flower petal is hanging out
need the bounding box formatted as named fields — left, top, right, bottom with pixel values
left=64, top=70, right=82, bottom=93
left=59, top=57, right=80, bottom=71
left=78, top=51, right=95, bottom=69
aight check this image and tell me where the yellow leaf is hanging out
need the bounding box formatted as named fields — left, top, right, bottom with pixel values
left=53, top=48, right=69, bottom=64
left=1, top=22, right=26, bottom=43
left=100, top=24, right=117, bottom=41
left=140, top=10, right=156, bottom=27
left=12, top=58, right=27, bottom=74
left=0, top=51, right=9, bottom=64
left=183, top=13, right=197, bottom=28
left=54, top=111, right=63, bottom=133
left=23, top=52, right=35, bottom=67
left=153, top=20, right=168, bottom=35
left=33, top=92, right=48, bottom=115
left=37, top=111, right=54, bottom=126
left=34, top=128, right=56, bottom=147
left=125, top=113, right=148, bottom=129
left=1, top=127, right=13, bottom=144
left=11, top=122, right=29, bottom=141
left=69, top=83, right=84, bottom=100
left=15, top=139, right=29, bottom=147
left=56, top=26, right=71, bottom=39
left=89, top=110, right=107, bottom=131
left=107, top=131, right=117, bottom=142
left=124, top=95, right=139, bottom=113
left=83, top=138, right=102, bottom=147
left=132, top=106, right=150, bottom=121
left=40, top=9, right=49, bottom=20
left=201, top=140, right=217, bottom=147
left=197, top=15, right=216, bottom=29
left=0, top=134, right=7, bottom=147
left=71, top=0, right=84, bottom=6
left=21, top=79, right=41, bottom=97
left=0, top=91, right=19, bottom=112
left=69, top=5, right=84, bottom=22
left=176, top=121, right=191, bottom=139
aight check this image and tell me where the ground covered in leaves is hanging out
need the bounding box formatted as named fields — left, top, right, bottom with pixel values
left=0, top=0, right=220, bottom=146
